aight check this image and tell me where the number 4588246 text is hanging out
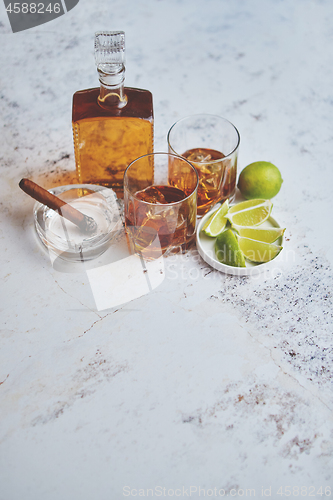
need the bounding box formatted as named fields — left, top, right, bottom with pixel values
left=5, top=3, right=61, bottom=14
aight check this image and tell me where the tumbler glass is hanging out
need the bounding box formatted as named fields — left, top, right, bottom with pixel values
left=167, top=114, right=240, bottom=216
left=124, top=153, right=199, bottom=259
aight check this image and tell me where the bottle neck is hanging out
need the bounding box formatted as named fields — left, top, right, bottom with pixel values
left=97, top=64, right=128, bottom=108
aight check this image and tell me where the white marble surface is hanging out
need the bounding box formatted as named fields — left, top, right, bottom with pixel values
left=1, top=0, right=333, bottom=498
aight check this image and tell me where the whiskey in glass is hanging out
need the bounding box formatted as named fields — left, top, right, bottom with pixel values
left=124, top=153, right=198, bottom=259
left=167, top=114, right=240, bottom=216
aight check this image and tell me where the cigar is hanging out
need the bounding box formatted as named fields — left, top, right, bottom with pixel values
left=19, top=178, right=98, bottom=234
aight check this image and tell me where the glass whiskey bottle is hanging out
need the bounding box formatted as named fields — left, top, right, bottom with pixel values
left=72, top=31, right=154, bottom=197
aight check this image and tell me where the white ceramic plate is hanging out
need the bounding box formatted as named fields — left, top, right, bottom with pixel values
left=196, top=204, right=284, bottom=276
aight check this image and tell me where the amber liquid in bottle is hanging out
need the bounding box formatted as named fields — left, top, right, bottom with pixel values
left=72, top=88, right=153, bottom=196
left=72, top=32, right=154, bottom=197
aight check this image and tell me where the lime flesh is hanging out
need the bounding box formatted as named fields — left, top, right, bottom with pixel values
left=227, top=200, right=272, bottom=226
left=202, top=200, right=229, bottom=237
left=238, top=237, right=282, bottom=263
left=228, top=199, right=266, bottom=214
left=232, top=225, right=285, bottom=243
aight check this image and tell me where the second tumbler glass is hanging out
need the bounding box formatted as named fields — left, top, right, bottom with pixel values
left=167, top=114, right=240, bottom=216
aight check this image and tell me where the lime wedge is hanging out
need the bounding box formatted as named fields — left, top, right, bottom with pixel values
left=227, top=200, right=272, bottom=226
left=228, top=199, right=266, bottom=214
left=215, top=229, right=246, bottom=267
left=202, top=200, right=229, bottom=237
left=238, top=237, right=282, bottom=263
left=232, top=225, right=285, bottom=243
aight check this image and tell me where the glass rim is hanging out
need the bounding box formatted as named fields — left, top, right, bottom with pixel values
left=123, top=152, right=199, bottom=206
left=167, top=113, right=241, bottom=161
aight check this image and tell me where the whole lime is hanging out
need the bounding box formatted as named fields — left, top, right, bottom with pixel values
left=237, top=161, right=283, bottom=200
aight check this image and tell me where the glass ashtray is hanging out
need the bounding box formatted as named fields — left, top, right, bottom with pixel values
left=34, top=184, right=122, bottom=262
